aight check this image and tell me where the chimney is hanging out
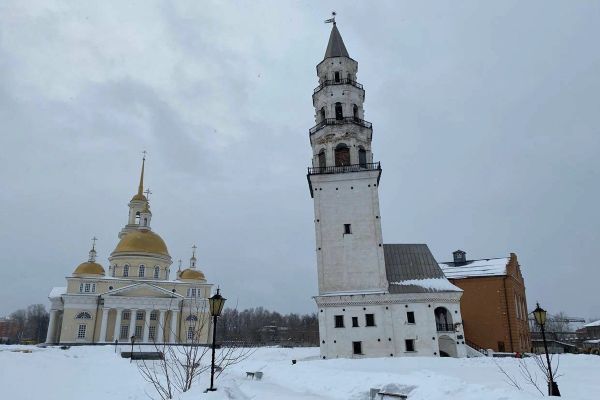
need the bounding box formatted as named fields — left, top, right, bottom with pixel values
left=453, top=250, right=466, bottom=264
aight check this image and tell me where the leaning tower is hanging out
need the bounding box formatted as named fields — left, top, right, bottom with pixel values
left=308, top=22, right=389, bottom=296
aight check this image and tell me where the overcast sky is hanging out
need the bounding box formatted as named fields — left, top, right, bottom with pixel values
left=1, top=1, right=599, bottom=319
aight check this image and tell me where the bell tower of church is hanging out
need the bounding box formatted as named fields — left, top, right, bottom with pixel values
left=308, top=21, right=388, bottom=295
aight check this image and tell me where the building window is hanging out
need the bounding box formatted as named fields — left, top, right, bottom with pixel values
left=75, top=312, right=92, bottom=320
left=84, top=283, right=91, bottom=293
left=405, top=339, right=415, bottom=352
left=498, top=341, right=505, bottom=352
left=150, top=311, right=158, bottom=321
left=335, top=143, right=350, bottom=166
left=365, top=314, right=375, bottom=327
left=358, top=147, right=367, bottom=167
left=335, top=102, right=343, bottom=120
left=187, top=326, right=194, bottom=340
left=407, top=311, right=415, bottom=324
left=79, top=283, right=84, bottom=293
left=344, top=224, right=352, bottom=234
left=353, top=104, right=359, bottom=119
left=123, top=265, right=129, bottom=277
left=352, top=316, right=359, bottom=327
left=334, top=71, right=340, bottom=82
left=91, top=283, right=96, bottom=293
left=139, top=265, right=145, bottom=277
left=120, top=325, right=129, bottom=339
left=123, top=311, right=131, bottom=320
left=352, top=341, right=362, bottom=355
left=149, top=326, right=156, bottom=340
left=135, top=211, right=140, bottom=224
left=135, top=325, right=142, bottom=339
left=334, top=315, right=344, bottom=328
left=154, top=266, right=160, bottom=279
left=112, top=265, right=116, bottom=277
left=136, top=311, right=144, bottom=321
left=77, top=324, right=86, bottom=339
left=318, top=149, right=326, bottom=168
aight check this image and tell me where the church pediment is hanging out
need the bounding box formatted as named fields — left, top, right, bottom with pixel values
left=103, top=282, right=182, bottom=298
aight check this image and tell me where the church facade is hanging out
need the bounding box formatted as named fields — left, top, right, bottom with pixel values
left=46, top=158, right=212, bottom=345
left=308, top=23, right=467, bottom=359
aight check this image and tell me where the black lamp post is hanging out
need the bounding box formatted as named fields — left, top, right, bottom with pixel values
left=532, top=302, right=560, bottom=396
left=206, top=288, right=226, bottom=392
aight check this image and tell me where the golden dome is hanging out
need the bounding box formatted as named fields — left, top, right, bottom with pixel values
left=178, top=268, right=206, bottom=281
left=73, top=261, right=105, bottom=276
left=113, top=230, right=169, bottom=256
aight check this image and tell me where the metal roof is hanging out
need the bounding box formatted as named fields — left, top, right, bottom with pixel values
left=324, top=24, right=349, bottom=59
left=383, top=244, right=458, bottom=293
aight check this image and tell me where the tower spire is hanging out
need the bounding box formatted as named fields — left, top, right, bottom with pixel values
left=137, top=151, right=147, bottom=199
left=324, top=12, right=349, bottom=59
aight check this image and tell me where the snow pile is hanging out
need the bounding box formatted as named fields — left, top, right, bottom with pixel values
left=439, top=258, right=508, bottom=279
left=584, top=319, right=600, bottom=327
left=390, top=278, right=462, bottom=292
left=1, top=345, right=599, bottom=399
left=48, top=287, right=66, bottom=298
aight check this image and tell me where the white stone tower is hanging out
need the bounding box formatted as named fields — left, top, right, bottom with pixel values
left=308, top=22, right=388, bottom=295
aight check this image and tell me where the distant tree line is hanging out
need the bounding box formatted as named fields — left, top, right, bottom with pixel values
left=217, top=307, right=319, bottom=346
left=1, top=304, right=49, bottom=344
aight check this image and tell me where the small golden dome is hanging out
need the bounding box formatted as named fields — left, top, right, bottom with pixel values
left=113, top=230, right=169, bottom=256
left=131, top=193, right=147, bottom=201
left=73, top=261, right=105, bottom=276
left=178, top=268, right=206, bottom=281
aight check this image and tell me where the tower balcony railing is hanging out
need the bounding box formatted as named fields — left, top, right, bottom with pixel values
left=308, top=162, right=381, bottom=176
left=309, top=117, right=372, bottom=135
left=436, top=323, right=455, bottom=332
left=313, top=78, right=364, bottom=95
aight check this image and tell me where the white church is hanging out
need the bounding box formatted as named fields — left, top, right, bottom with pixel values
left=308, top=22, right=467, bottom=359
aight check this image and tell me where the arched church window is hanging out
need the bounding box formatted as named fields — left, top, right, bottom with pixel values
left=335, top=102, right=343, bottom=121
left=135, top=211, right=140, bottom=225
left=358, top=147, right=367, bottom=167
left=335, top=143, right=351, bottom=167
left=143, top=218, right=148, bottom=226
left=139, top=265, right=145, bottom=277
left=76, top=312, right=92, bottom=320
left=123, top=265, right=129, bottom=277
left=318, top=150, right=326, bottom=168
left=353, top=104, right=359, bottom=120
left=334, top=71, right=340, bottom=83
left=320, top=107, right=326, bottom=122
left=154, top=266, right=160, bottom=279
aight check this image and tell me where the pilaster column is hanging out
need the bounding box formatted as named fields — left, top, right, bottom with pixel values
left=157, top=310, right=165, bottom=343
left=170, top=310, right=179, bottom=343
left=143, top=309, right=152, bottom=343
left=99, top=307, right=110, bottom=342
left=45, top=310, right=58, bottom=344
left=129, top=309, right=137, bottom=341
left=113, top=308, right=123, bottom=342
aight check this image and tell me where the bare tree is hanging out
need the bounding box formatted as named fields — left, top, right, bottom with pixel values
left=135, top=298, right=254, bottom=400
left=495, top=353, right=561, bottom=397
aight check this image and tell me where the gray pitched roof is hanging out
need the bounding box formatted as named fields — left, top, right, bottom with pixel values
left=383, top=244, right=460, bottom=293
left=324, top=24, right=349, bottom=59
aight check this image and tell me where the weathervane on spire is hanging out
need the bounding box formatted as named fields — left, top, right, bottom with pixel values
left=142, top=150, right=147, bottom=160
left=325, top=11, right=336, bottom=25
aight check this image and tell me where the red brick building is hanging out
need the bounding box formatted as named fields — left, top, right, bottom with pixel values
left=439, top=251, right=531, bottom=353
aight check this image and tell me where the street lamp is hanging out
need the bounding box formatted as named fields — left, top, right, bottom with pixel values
left=532, top=302, right=560, bottom=396
left=206, top=288, right=226, bottom=392
left=130, top=335, right=135, bottom=364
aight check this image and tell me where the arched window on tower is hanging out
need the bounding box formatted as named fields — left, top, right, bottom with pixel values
left=334, top=71, right=340, bottom=83
left=123, top=265, right=129, bottom=277
left=320, top=107, right=326, bottom=122
left=318, top=149, right=326, bottom=168
left=353, top=104, right=359, bottom=120
left=347, top=73, right=352, bottom=82
left=335, top=143, right=351, bottom=167
left=135, top=212, right=140, bottom=225
left=139, top=265, right=145, bottom=277
left=154, top=266, right=160, bottom=279
left=358, top=147, right=367, bottom=167
left=335, top=102, right=343, bottom=121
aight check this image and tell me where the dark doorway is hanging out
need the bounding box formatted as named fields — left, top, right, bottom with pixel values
left=335, top=102, right=343, bottom=120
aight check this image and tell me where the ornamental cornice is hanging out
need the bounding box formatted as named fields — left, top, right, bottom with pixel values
left=103, top=296, right=181, bottom=310
left=314, top=293, right=461, bottom=307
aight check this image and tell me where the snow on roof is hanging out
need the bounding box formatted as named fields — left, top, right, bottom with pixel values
left=389, top=278, right=462, bottom=292
left=49, top=287, right=66, bottom=298
left=439, top=258, right=509, bottom=279
left=584, top=339, right=600, bottom=344
left=584, top=319, right=600, bottom=328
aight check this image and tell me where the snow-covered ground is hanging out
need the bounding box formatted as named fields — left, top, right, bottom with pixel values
left=1, top=345, right=598, bottom=399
